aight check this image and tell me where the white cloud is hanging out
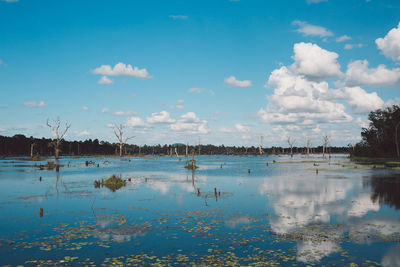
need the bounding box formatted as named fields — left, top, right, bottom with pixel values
left=146, top=111, right=175, bottom=123
left=259, top=65, right=352, bottom=125
left=77, top=130, right=90, bottom=136
left=356, top=117, right=369, bottom=128
left=188, top=87, right=203, bottom=93
left=336, top=35, right=352, bottom=42
left=290, top=42, right=342, bottom=80
left=224, top=75, right=252, bottom=88
left=219, top=127, right=234, bottom=133
left=82, top=106, right=88, bottom=111
left=292, top=20, right=333, bottom=37
left=376, top=22, right=400, bottom=61
left=98, top=75, right=114, bottom=85
left=344, top=86, right=384, bottom=114
left=306, top=0, right=327, bottom=3
left=235, top=123, right=250, bottom=132
left=345, top=60, right=400, bottom=87
left=2, top=0, right=19, bottom=2
left=170, top=120, right=209, bottom=134
left=180, top=112, right=200, bottom=123
left=102, top=107, right=110, bottom=113
left=112, top=110, right=137, bottom=116
left=169, top=15, right=188, bottom=20
left=169, top=112, right=209, bottom=134
left=23, top=101, right=47, bottom=108
left=344, top=43, right=363, bottom=50
left=92, top=62, right=151, bottom=79
left=177, top=99, right=184, bottom=104
left=126, top=116, right=145, bottom=127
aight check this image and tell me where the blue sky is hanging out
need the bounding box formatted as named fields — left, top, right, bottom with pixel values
left=0, top=0, right=399, bottom=147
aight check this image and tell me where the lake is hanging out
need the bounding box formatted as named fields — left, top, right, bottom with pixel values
left=0, top=154, right=399, bottom=266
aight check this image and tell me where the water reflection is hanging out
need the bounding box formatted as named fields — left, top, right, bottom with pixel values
left=96, top=224, right=151, bottom=243
left=259, top=170, right=400, bottom=263
left=367, top=174, right=400, bottom=210
left=381, top=245, right=400, bottom=267
left=1, top=155, right=399, bottom=266
left=259, top=175, right=354, bottom=234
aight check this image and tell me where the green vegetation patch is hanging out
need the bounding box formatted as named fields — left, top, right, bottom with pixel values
left=184, top=159, right=198, bottom=170
left=103, top=175, right=126, bottom=191
left=40, top=161, right=61, bottom=170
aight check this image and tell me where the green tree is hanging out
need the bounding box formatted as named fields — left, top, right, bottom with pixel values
left=354, top=105, right=400, bottom=157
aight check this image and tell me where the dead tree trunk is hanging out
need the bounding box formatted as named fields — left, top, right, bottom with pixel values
left=259, top=136, right=264, bottom=155
left=395, top=121, right=400, bottom=158
left=287, top=137, right=295, bottom=158
left=30, top=143, right=35, bottom=158
left=322, top=134, right=329, bottom=158
left=46, top=117, right=71, bottom=160
left=113, top=124, right=134, bottom=157
left=306, top=137, right=312, bottom=157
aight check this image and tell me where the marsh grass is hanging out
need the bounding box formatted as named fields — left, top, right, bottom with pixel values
left=103, top=175, right=126, bottom=192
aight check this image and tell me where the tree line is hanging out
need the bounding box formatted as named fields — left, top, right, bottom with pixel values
left=352, top=105, right=400, bottom=158
left=0, top=134, right=350, bottom=158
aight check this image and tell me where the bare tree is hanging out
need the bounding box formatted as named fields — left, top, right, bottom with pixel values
left=306, top=137, right=312, bottom=157
left=198, top=137, right=201, bottom=156
left=287, top=136, right=295, bottom=157
left=259, top=136, right=264, bottom=155
left=46, top=117, right=71, bottom=160
left=113, top=124, right=134, bottom=157
left=322, top=134, right=330, bottom=158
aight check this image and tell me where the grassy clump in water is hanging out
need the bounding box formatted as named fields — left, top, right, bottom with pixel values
left=30, top=154, right=41, bottom=161
left=184, top=159, right=198, bottom=170
left=103, top=175, right=126, bottom=192
left=40, top=161, right=61, bottom=170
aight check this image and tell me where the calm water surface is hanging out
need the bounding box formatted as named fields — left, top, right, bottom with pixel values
left=0, top=154, right=399, bottom=266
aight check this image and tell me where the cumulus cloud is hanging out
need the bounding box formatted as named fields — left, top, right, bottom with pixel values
left=290, top=42, right=342, bottom=80
left=98, top=76, right=114, bottom=85
left=344, top=86, right=384, bottom=114
left=306, top=0, right=327, bottom=3
left=169, top=112, right=209, bottom=134
left=77, top=130, right=90, bottom=136
left=344, top=43, right=363, bottom=50
left=112, top=110, right=137, bottom=116
left=259, top=64, right=352, bottom=125
left=336, top=35, right=352, bottom=42
left=126, top=116, right=145, bottom=127
left=92, top=62, right=151, bottom=79
left=344, top=60, right=400, bottom=87
left=102, top=107, right=110, bottom=113
left=292, top=20, right=333, bottom=37
left=146, top=111, right=175, bottom=123
left=188, top=87, right=203, bottom=93
left=224, top=76, right=252, bottom=88
left=235, top=123, right=250, bottom=132
left=23, top=101, right=47, bottom=108
left=376, top=22, right=400, bottom=61
left=169, top=15, right=188, bottom=20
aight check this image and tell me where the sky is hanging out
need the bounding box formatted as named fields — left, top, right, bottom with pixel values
left=0, top=0, right=400, bottom=147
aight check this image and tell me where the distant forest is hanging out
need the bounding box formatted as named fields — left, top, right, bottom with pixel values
left=0, top=134, right=350, bottom=157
